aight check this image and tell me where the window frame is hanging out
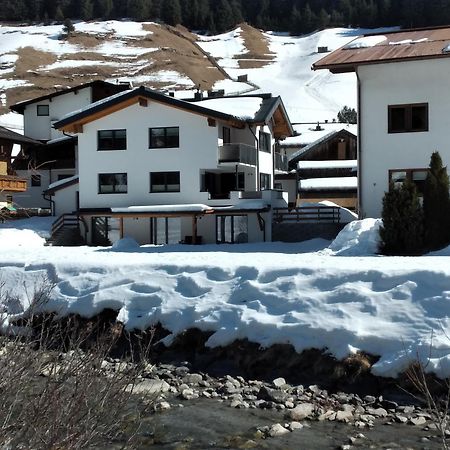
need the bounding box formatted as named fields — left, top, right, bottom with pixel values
left=149, top=171, right=180, bottom=193
left=31, top=174, right=41, bottom=187
left=97, top=129, right=127, bottom=151
left=389, top=168, right=428, bottom=195
left=260, top=172, right=271, bottom=190
left=259, top=131, right=271, bottom=153
left=149, top=127, right=180, bottom=149
left=216, top=214, right=248, bottom=244
left=98, top=173, right=128, bottom=194
left=37, top=105, right=49, bottom=116
left=388, top=103, right=429, bottom=133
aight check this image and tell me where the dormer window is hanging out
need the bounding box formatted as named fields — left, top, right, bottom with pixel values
left=37, top=105, right=49, bottom=116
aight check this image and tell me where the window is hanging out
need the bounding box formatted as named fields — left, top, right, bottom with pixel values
left=149, top=127, right=179, bottom=148
left=37, top=105, right=49, bottom=116
left=98, top=173, right=127, bottom=194
left=222, top=126, right=231, bottom=144
left=389, top=168, right=428, bottom=195
left=216, top=215, right=248, bottom=244
left=98, top=129, right=127, bottom=151
left=150, top=171, right=180, bottom=192
left=259, top=131, right=271, bottom=153
left=388, top=103, right=428, bottom=133
left=31, top=174, right=41, bottom=187
left=260, top=172, right=271, bottom=190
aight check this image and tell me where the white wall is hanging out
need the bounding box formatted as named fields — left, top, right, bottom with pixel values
left=14, top=169, right=75, bottom=209
left=23, top=87, right=92, bottom=141
left=358, top=58, right=450, bottom=218
left=77, top=101, right=264, bottom=209
left=53, top=183, right=78, bottom=216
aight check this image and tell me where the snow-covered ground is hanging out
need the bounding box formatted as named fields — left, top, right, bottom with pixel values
left=2, top=216, right=450, bottom=379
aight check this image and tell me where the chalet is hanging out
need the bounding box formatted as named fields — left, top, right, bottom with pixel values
left=276, top=123, right=357, bottom=209
left=49, top=86, right=294, bottom=245
left=0, top=126, right=38, bottom=212
left=10, top=80, right=130, bottom=209
left=313, top=26, right=450, bottom=218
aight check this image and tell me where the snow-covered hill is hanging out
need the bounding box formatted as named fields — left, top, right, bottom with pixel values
left=0, top=21, right=394, bottom=131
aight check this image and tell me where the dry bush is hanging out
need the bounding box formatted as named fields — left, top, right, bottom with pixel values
left=0, top=281, right=155, bottom=450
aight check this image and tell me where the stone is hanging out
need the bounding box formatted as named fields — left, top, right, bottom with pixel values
left=340, top=445, right=352, bottom=450
left=395, top=415, right=408, bottom=424
left=181, top=388, right=195, bottom=400
left=410, top=416, right=427, bottom=426
left=286, top=403, right=315, bottom=421
left=273, top=377, right=287, bottom=389
left=354, top=421, right=366, bottom=428
left=258, top=386, right=288, bottom=404
left=184, top=373, right=203, bottom=385
left=269, top=423, right=290, bottom=437
left=363, top=395, right=376, bottom=404
left=288, top=421, right=303, bottom=431
left=366, top=407, right=388, bottom=418
left=156, top=401, right=171, bottom=411
left=130, top=379, right=170, bottom=395
left=318, top=410, right=335, bottom=421
left=336, top=410, right=354, bottom=423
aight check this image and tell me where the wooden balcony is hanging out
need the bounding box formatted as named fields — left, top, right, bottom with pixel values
left=0, top=174, right=27, bottom=192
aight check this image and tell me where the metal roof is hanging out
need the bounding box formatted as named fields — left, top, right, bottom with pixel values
left=0, top=126, right=40, bottom=145
left=313, top=26, right=450, bottom=73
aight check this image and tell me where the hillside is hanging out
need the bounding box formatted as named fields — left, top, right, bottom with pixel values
left=0, top=21, right=389, bottom=130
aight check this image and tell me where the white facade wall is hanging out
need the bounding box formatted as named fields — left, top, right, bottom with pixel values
left=14, top=168, right=75, bottom=209
left=358, top=58, right=450, bottom=218
left=53, top=183, right=78, bottom=216
left=77, top=101, right=265, bottom=209
left=23, top=87, right=92, bottom=141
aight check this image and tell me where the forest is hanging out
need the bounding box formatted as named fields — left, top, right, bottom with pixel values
left=0, top=0, right=450, bottom=35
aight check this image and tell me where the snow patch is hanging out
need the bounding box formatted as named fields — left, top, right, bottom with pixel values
left=344, top=35, right=387, bottom=49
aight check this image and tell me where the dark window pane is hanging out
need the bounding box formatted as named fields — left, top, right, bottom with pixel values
left=98, top=173, right=127, bottom=193
left=37, top=105, right=49, bottom=116
left=31, top=174, right=41, bottom=186
left=98, top=129, right=126, bottom=150
left=150, top=171, right=180, bottom=192
left=411, top=105, right=428, bottom=131
left=259, top=131, right=271, bottom=153
left=389, top=107, right=406, bottom=132
left=166, top=127, right=179, bottom=147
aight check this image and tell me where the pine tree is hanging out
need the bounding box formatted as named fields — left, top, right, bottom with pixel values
left=127, top=0, right=148, bottom=20
left=379, top=180, right=424, bottom=255
left=290, top=5, right=302, bottom=35
left=82, top=0, right=94, bottom=20
left=215, top=0, right=235, bottom=33
left=337, top=105, right=357, bottom=124
left=423, top=151, right=450, bottom=250
left=55, top=5, right=64, bottom=21
left=63, top=17, right=75, bottom=35
left=161, top=0, right=181, bottom=25
left=96, top=0, right=114, bottom=19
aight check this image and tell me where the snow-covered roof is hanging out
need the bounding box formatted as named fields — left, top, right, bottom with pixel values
left=111, top=204, right=213, bottom=214
left=46, top=174, right=79, bottom=192
left=344, top=35, right=387, bottom=49
left=298, top=159, right=357, bottom=170
left=283, top=123, right=357, bottom=148
left=193, top=97, right=264, bottom=121
left=299, top=176, right=357, bottom=191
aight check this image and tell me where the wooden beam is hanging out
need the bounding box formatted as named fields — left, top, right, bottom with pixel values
left=119, top=217, right=124, bottom=239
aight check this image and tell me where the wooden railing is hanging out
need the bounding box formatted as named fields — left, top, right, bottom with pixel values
left=0, top=175, right=27, bottom=192
left=273, top=206, right=341, bottom=223
left=51, top=213, right=88, bottom=242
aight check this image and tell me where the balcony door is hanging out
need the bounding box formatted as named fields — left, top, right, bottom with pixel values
left=202, top=171, right=244, bottom=199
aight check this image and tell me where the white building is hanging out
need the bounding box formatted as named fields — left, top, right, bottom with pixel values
left=313, top=26, right=450, bottom=218
left=50, top=87, right=293, bottom=245
left=10, top=81, right=129, bottom=209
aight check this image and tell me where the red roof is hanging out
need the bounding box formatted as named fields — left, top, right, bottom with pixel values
left=313, top=26, right=450, bottom=73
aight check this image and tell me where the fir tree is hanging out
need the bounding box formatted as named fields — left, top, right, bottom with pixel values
left=337, top=105, right=357, bottom=124
left=127, top=0, right=148, bottom=20
left=63, top=17, right=75, bottom=35
left=161, top=0, right=181, bottom=26
left=55, top=5, right=64, bottom=21
left=380, top=180, right=424, bottom=255
left=423, top=151, right=450, bottom=250
left=82, top=0, right=94, bottom=20
left=215, top=0, right=235, bottom=33
left=290, top=5, right=302, bottom=35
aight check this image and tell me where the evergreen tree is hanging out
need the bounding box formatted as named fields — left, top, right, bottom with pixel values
left=290, top=5, right=302, bottom=35
left=96, top=0, right=114, bottom=19
left=337, top=105, right=357, bottom=124
left=379, top=180, right=424, bottom=255
left=63, top=17, right=75, bottom=35
left=161, top=0, right=181, bottom=25
left=127, top=0, right=148, bottom=20
left=215, top=0, right=235, bottom=33
left=82, top=0, right=94, bottom=20
left=423, top=151, right=450, bottom=250
left=55, top=5, right=64, bottom=21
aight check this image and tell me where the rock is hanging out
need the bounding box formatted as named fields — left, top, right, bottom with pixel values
left=381, top=399, right=398, bottom=410
left=363, top=395, right=376, bottom=404
left=184, top=373, right=203, bottom=385
left=336, top=410, right=354, bottom=423
left=366, top=407, right=388, bottom=418
left=181, top=388, right=195, bottom=400
left=268, top=423, right=290, bottom=437
left=318, top=410, right=335, bottom=421
left=285, top=401, right=295, bottom=409
left=354, top=421, right=366, bottom=428
left=130, top=379, right=170, bottom=395
left=273, top=377, right=286, bottom=389
left=258, top=386, right=288, bottom=404
left=340, top=445, right=352, bottom=450
left=156, top=401, right=171, bottom=411
left=288, top=421, right=303, bottom=431
left=286, top=402, right=315, bottom=421
left=410, top=416, right=427, bottom=426
left=394, top=415, right=408, bottom=424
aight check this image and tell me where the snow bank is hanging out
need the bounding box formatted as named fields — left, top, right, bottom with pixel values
left=327, top=218, right=381, bottom=256
left=344, top=35, right=387, bottom=49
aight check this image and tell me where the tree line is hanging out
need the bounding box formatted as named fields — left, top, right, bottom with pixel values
left=1, top=0, right=450, bottom=34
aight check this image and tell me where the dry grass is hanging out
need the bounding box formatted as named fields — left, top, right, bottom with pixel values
left=237, top=23, right=274, bottom=69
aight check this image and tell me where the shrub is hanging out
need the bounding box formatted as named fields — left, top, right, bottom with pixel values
left=379, top=179, right=424, bottom=255
left=423, top=151, right=450, bottom=250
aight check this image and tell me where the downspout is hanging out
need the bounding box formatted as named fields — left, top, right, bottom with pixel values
left=43, top=192, right=55, bottom=216
left=356, top=71, right=362, bottom=219
left=249, top=124, right=259, bottom=190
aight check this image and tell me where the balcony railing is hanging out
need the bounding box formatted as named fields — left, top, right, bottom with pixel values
left=0, top=175, right=27, bottom=192
left=218, top=143, right=257, bottom=166
left=275, top=152, right=288, bottom=172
